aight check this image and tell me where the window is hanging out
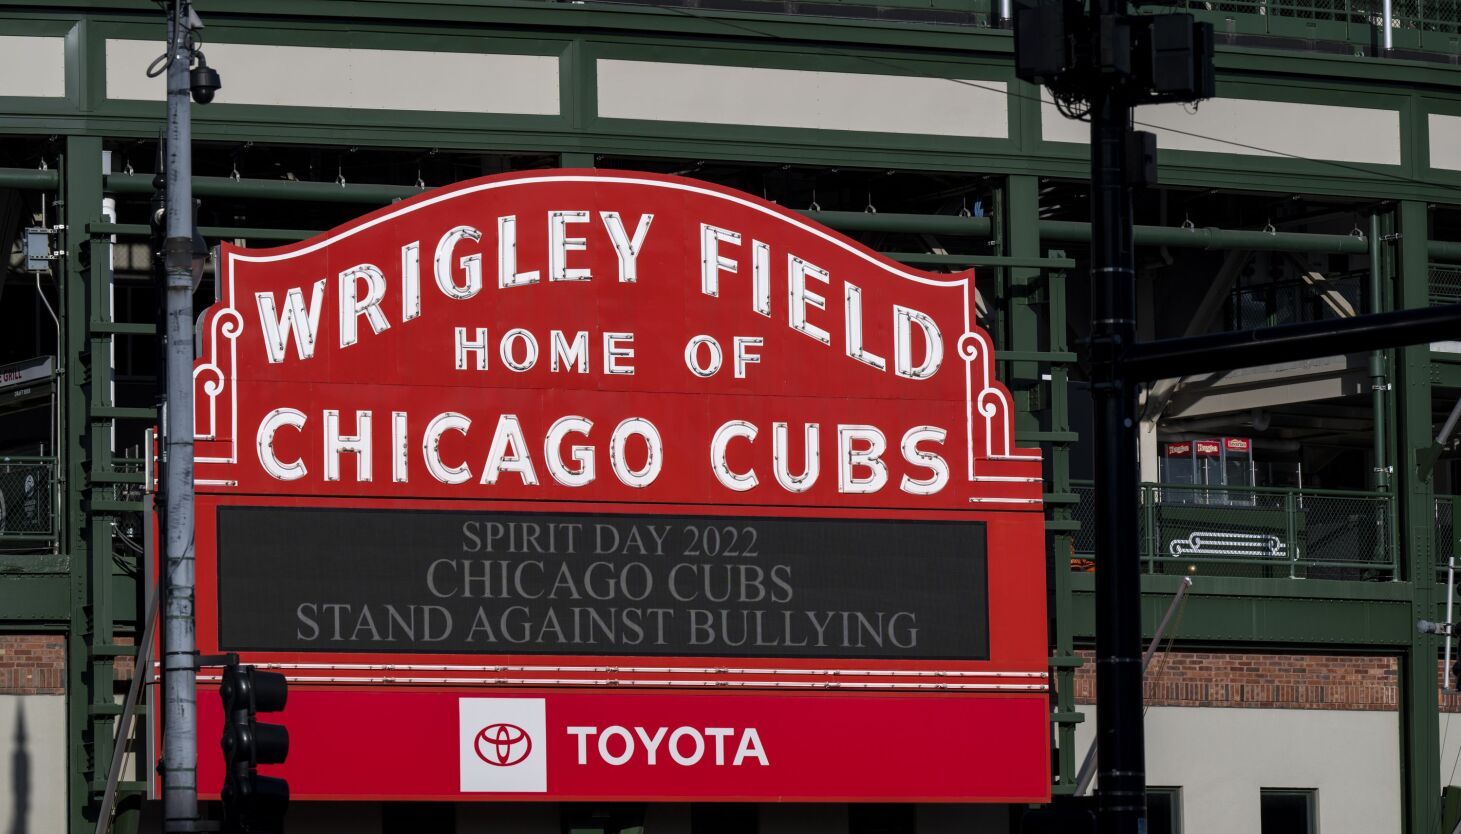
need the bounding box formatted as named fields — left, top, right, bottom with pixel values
left=692, top=803, right=758, bottom=834
left=382, top=802, right=455, bottom=834
left=1261, top=788, right=1318, bottom=834
left=1147, top=787, right=1183, bottom=834
left=848, top=804, right=915, bottom=834
left=561, top=803, right=646, bottom=834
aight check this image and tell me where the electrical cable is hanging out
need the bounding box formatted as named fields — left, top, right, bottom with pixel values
left=587, top=0, right=1461, bottom=204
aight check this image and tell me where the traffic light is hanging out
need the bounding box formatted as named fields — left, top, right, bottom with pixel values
left=220, top=663, right=290, bottom=833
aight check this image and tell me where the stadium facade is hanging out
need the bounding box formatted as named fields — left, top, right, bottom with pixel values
left=2, top=1, right=1461, bottom=832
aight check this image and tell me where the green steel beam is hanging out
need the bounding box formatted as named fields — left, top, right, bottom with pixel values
left=1041, top=219, right=1371, bottom=254
left=1067, top=573, right=1416, bottom=648
left=62, top=135, right=104, bottom=834
left=0, top=167, right=59, bottom=190
left=0, top=574, right=70, bottom=621
left=1397, top=201, right=1441, bottom=834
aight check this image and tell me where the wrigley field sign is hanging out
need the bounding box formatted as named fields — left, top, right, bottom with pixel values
left=180, top=170, right=1049, bottom=803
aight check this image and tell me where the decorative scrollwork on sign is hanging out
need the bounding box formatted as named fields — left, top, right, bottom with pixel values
left=957, top=330, right=1040, bottom=468
left=1169, top=531, right=1287, bottom=559
left=193, top=306, right=244, bottom=453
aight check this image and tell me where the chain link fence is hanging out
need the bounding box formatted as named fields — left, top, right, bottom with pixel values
left=0, top=457, right=56, bottom=540
left=1432, top=264, right=1461, bottom=306
left=1072, top=481, right=1396, bottom=579
left=1439, top=496, right=1458, bottom=582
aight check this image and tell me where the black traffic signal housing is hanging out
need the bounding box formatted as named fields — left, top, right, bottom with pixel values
left=1014, top=0, right=1214, bottom=106
left=1129, top=13, right=1216, bottom=104
left=220, top=663, right=290, bottom=833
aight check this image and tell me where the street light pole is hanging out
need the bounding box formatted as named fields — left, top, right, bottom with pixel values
left=1086, top=64, right=1147, bottom=834
left=160, top=1, right=199, bottom=830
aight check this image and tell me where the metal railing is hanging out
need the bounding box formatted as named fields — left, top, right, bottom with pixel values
left=1072, top=481, right=1397, bottom=579
left=0, top=457, right=57, bottom=543
left=1139, top=0, right=1461, bottom=54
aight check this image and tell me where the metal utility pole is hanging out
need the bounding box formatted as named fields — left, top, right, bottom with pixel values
left=161, top=1, right=199, bottom=830
left=1016, top=6, right=1213, bottom=833
left=1085, top=33, right=1145, bottom=834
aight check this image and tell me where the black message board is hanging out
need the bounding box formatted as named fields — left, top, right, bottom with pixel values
left=217, top=506, right=989, bottom=660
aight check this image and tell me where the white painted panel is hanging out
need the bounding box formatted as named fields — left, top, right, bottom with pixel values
left=1076, top=706, right=1401, bottom=834
left=597, top=59, right=1007, bottom=138
left=105, top=40, right=559, bottom=115
left=0, top=695, right=68, bottom=834
left=1430, top=113, right=1461, bottom=171
left=0, top=36, right=65, bottom=98
left=1043, top=93, right=1401, bottom=166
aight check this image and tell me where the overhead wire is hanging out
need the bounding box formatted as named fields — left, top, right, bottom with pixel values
left=588, top=0, right=1461, bottom=204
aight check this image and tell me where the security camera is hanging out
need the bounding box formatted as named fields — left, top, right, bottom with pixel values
left=189, top=51, right=221, bottom=104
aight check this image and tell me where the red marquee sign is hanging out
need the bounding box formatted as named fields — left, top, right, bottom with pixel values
left=177, top=170, right=1049, bottom=803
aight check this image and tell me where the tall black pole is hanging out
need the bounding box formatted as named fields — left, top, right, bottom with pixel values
left=1088, top=40, right=1146, bottom=834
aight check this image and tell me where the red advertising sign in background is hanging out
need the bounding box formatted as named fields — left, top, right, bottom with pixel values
left=177, top=170, right=1049, bottom=803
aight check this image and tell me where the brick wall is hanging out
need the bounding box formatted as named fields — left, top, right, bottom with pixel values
left=1071, top=650, right=1401, bottom=711
left=0, top=634, right=65, bottom=694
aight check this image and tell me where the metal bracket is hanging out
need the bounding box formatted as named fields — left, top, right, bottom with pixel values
left=1381, top=232, right=1404, bottom=241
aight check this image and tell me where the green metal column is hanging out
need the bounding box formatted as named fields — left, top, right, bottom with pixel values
left=1004, top=174, right=1082, bottom=790
left=62, top=135, right=104, bottom=834
left=1396, top=200, right=1440, bottom=833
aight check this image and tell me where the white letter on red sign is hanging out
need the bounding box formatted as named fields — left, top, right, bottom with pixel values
left=734, top=728, right=769, bottom=766
left=323, top=409, right=373, bottom=482
left=500, top=329, right=539, bottom=373
left=549, top=210, right=592, bottom=282
left=497, top=215, right=541, bottom=288
left=772, top=422, right=819, bottom=493
left=684, top=335, right=722, bottom=377
left=900, top=426, right=949, bottom=496
left=567, top=726, right=597, bottom=764
left=669, top=728, right=705, bottom=766
left=700, top=224, right=740, bottom=298
left=604, top=332, right=635, bottom=375
left=705, top=727, right=734, bottom=765
left=545, top=416, right=595, bottom=487
left=734, top=336, right=763, bottom=379
left=392, top=411, right=409, bottom=483
left=601, top=212, right=654, bottom=283
left=434, top=225, right=482, bottom=299
left=843, top=282, right=886, bottom=371
left=634, top=726, right=668, bottom=765
left=481, top=414, right=539, bottom=486
left=610, top=418, right=662, bottom=488
left=550, top=330, right=589, bottom=373
left=711, top=420, right=758, bottom=492
left=894, top=305, right=943, bottom=380
left=255, top=278, right=325, bottom=364
left=455, top=327, right=489, bottom=371
left=401, top=241, right=421, bottom=323
left=751, top=240, right=772, bottom=317
left=256, top=407, right=307, bottom=480
left=338, top=263, right=390, bottom=348
left=423, top=412, right=472, bottom=484
left=837, top=425, right=888, bottom=494
left=787, top=256, right=831, bottom=345
left=598, top=726, right=634, bottom=766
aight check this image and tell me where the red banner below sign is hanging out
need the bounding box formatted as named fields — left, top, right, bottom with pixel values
left=192, top=688, right=1049, bottom=803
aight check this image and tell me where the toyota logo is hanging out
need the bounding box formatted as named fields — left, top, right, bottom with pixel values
left=474, top=723, right=532, bottom=767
